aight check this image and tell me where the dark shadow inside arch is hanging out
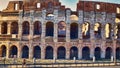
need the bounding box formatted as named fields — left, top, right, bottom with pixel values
left=10, top=46, right=18, bottom=58
left=116, top=47, right=120, bottom=60
left=0, top=45, right=6, bottom=57
left=45, top=46, right=53, bottom=59
left=82, top=47, right=90, bottom=60
left=1, top=22, right=7, bottom=34
left=22, top=21, right=29, bottom=35
left=22, top=46, right=29, bottom=58
left=70, top=47, right=78, bottom=59
left=70, top=23, right=78, bottom=39
left=117, top=24, right=120, bottom=39
left=34, top=21, right=42, bottom=35
left=11, top=22, right=18, bottom=34
left=46, top=22, right=54, bottom=37
left=105, top=47, right=112, bottom=59
left=57, top=46, right=66, bottom=59
left=34, top=46, right=41, bottom=59
left=94, top=47, right=101, bottom=60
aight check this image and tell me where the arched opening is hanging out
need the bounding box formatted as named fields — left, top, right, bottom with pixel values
left=46, top=22, right=54, bottom=36
left=33, top=46, right=41, bottom=59
left=34, top=21, right=41, bottom=35
left=45, top=46, right=53, bottom=59
left=70, top=46, right=78, bottom=59
left=0, top=45, right=6, bottom=57
left=1, top=22, right=7, bottom=34
left=82, top=47, right=90, bottom=60
left=105, top=23, right=111, bottom=39
left=94, top=47, right=101, bottom=60
left=82, top=22, right=90, bottom=39
left=22, top=21, right=30, bottom=35
left=105, top=47, right=112, bottom=59
left=94, top=23, right=101, bottom=39
left=10, top=46, right=18, bottom=58
left=57, top=46, right=66, bottom=59
left=58, top=21, right=66, bottom=37
left=11, top=22, right=18, bottom=34
left=22, top=46, right=29, bottom=58
left=70, top=23, right=78, bottom=39
left=116, top=47, right=120, bottom=60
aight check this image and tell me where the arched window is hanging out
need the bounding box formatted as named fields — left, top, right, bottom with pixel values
left=22, top=46, right=29, bottom=58
left=0, top=45, right=6, bottom=57
left=1, top=22, right=7, bottom=34
left=116, top=47, right=120, bottom=60
left=82, top=47, right=90, bottom=60
left=94, top=23, right=101, bottom=39
left=82, top=22, right=90, bottom=39
left=45, top=46, right=53, bottom=59
left=37, top=3, right=40, bottom=8
left=94, top=47, right=101, bottom=60
left=34, top=46, right=41, bottom=59
left=11, top=22, right=18, bottom=34
left=70, top=23, right=78, bottom=39
left=58, top=21, right=66, bottom=37
left=22, top=21, right=29, bottom=35
left=57, top=46, right=66, bottom=59
left=34, top=21, right=41, bottom=35
left=10, top=46, right=18, bottom=58
left=70, top=46, right=78, bottom=59
left=46, top=22, right=54, bottom=36
left=105, top=47, right=112, bottom=59
left=116, top=24, right=120, bottom=39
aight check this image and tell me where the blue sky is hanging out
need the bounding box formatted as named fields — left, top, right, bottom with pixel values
left=0, top=0, right=120, bottom=11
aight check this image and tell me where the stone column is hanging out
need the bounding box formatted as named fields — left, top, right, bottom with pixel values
left=6, top=43, right=10, bottom=58
left=41, top=23, right=45, bottom=42
left=18, top=23, right=22, bottom=40
left=17, top=45, right=21, bottom=58
left=101, top=24, right=106, bottom=40
left=0, top=23, right=1, bottom=35
left=7, top=22, right=11, bottom=35
left=78, top=47, right=82, bottom=59
left=90, top=48, right=94, bottom=58
left=79, top=24, right=83, bottom=40
left=90, top=24, right=94, bottom=40
left=54, top=43, right=57, bottom=59
left=101, top=50, right=105, bottom=59
left=66, top=44, right=70, bottom=59
left=41, top=46, right=45, bottom=59
left=54, top=23, right=58, bottom=42
left=29, top=45, right=33, bottom=59
left=66, top=23, right=70, bottom=42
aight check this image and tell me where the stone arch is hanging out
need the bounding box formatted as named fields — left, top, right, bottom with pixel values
left=33, top=46, right=41, bottom=59
left=57, top=46, right=66, bottom=59
left=1, top=22, right=7, bottom=34
left=45, top=46, right=53, bottom=59
left=0, top=45, right=6, bottom=57
left=22, top=45, right=29, bottom=58
left=70, top=23, right=78, bottom=39
left=46, top=22, right=54, bottom=36
left=34, top=21, right=42, bottom=35
left=22, top=21, right=30, bottom=35
left=116, top=47, right=120, bottom=60
left=94, top=47, right=101, bottom=60
left=58, top=21, right=66, bottom=37
left=94, top=22, right=101, bottom=39
left=70, top=46, right=78, bottom=59
left=105, top=23, right=112, bottom=39
left=82, top=46, right=90, bottom=60
left=11, top=22, right=18, bottom=34
left=105, top=47, right=112, bottom=59
left=82, top=22, right=90, bottom=39
left=10, top=45, right=18, bottom=58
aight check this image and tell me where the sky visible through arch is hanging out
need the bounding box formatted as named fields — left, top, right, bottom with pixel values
left=0, top=0, right=120, bottom=11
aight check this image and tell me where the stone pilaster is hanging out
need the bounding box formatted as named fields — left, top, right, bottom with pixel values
left=54, top=23, right=58, bottom=42
left=54, top=43, right=57, bottom=59
left=17, top=44, right=21, bottom=58
left=79, top=24, right=82, bottom=40
left=7, top=22, right=11, bottom=35
left=101, top=24, right=105, bottom=40
left=6, top=43, right=10, bottom=58
left=101, top=50, right=105, bottom=59
left=90, top=24, right=94, bottom=40
left=29, top=45, right=33, bottom=59
left=0, top=23, right=1, bottom=35
left=78, top=47, right=82, bottom=59
left=41, top=46, right=45, bottom=59
left=66, top=23, right=70, bottom=42
left=18, top=23, right=22, bottom=40
left=66, top=48, right=70, bottom=59
left=90, top=48, right=94, bottom=58
left=41, top=23, right=45, bottom=42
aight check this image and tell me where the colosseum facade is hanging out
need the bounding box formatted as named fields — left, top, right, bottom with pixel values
left=0, top=0, right=120, bottom=60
